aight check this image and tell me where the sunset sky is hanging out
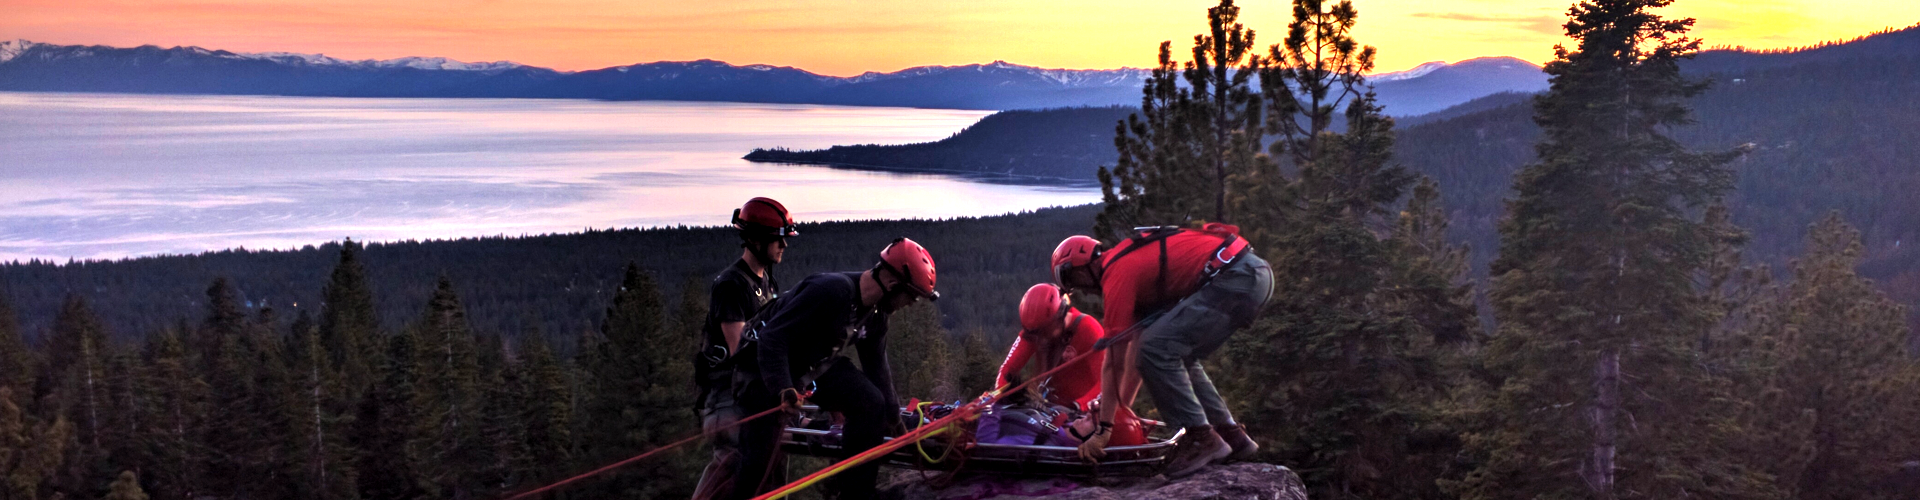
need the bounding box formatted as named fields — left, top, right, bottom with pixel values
left=4, top=0, right=1917, bottom=76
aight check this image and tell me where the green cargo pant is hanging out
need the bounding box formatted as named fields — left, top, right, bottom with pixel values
left=1136, top=252, right=1273, bottom=430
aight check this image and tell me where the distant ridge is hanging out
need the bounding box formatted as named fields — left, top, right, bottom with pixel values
left=0, top=39, right=1546, bottom=111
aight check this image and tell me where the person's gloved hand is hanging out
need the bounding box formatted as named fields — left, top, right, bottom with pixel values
left=779, top=388, right=806, bottom=413
left=1077, top=423, right=1112, bottom=462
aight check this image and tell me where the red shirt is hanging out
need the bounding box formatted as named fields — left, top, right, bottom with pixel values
left=1098, top=229, right=1234, bottom=335
left=995, top=310, right=1105, bottom=407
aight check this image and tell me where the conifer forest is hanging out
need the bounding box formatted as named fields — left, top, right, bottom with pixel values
left=2, top=0, right=1918, bottom=499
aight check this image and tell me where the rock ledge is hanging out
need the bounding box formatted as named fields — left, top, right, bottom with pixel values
left=879, top=463, right=1308, bottom=500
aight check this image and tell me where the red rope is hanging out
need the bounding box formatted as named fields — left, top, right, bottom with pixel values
left=500, top=406, right=786, bottom=500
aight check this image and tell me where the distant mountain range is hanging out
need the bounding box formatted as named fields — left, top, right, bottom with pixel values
left=748, top=23, right=1920, bottom=333
left=0, top=39, right=1543, bottom=112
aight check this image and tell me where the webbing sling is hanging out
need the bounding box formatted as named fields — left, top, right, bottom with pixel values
left=1100, top=226, right=1251, bottom=310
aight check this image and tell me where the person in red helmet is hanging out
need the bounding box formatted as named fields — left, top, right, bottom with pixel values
left=995, top=283, right=1104, bottom=409
left=691, top=197, right=799, bottom=500
left=1053, top=224, right=1273, bottom=479
left=729, top=238, right=938, bottom=500
left=988, top=283, right=1153, bottom=447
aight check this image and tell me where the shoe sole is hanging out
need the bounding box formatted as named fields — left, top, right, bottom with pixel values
left=1165, top=445, right=1232, bottom=479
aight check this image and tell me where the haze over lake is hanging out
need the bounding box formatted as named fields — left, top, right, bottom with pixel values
left=0, top=92, right=1099, bottom=262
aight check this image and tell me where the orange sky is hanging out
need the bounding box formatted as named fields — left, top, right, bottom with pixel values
left=3, top=0, right=1916, bottom=75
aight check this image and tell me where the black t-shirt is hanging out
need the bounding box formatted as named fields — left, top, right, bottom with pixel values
left=752, top=272, right=895, bottom=406
left=702, top=259, right=780, bottom=353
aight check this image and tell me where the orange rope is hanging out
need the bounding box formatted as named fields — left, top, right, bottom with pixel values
left=500, top=406, right=786, bottom=500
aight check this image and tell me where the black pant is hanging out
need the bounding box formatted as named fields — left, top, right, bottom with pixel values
left=732, top=357, right=891, bottom=500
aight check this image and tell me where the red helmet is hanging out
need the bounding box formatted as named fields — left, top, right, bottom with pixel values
left=879, top=238, right=938, bottom=300
left=1050, top=235, right=1101, bottom=286
left=1110, top=409, right=1148, bottom=446
left=1018, top=283, right=1069, bottom=334
left=733, top=197, right=798, bottom=239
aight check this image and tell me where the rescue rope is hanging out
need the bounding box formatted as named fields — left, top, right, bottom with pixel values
left=500, top=405, right=786, bottom=500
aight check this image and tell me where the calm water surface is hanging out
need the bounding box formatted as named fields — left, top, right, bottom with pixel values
left=0, top=92, right=1098, bottom=261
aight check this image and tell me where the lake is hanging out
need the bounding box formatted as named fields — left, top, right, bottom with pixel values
left=0, top=92, right=1100, bottom=262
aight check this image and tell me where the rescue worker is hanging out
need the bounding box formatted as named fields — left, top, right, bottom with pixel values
left=1051, top=223, right=1274, bottom=478
left=691, top=197, right=799, bottom=500
left=995, top=283, right=1104, bottom=409
left=730, top=238, right=939, bottom=500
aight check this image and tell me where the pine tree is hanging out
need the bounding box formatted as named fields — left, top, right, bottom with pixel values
left=1, top=387, right=72, bottom=500
left=48, top=295, right=111, bottom=499
left=577, top=263, right=696, bottom=498
left=321, top=239, right=380, bottom=403
left=241, top=306, right=299, bottom=500
left=355, top=332, right=419, bottom=500
left=1453, top=0, right=1771, bottom=497
left=99, top=350, right=141, bottom=488
left=1197, top=1, right=1466, bottom=496
left=1737, top=213, right=1919, bottom=499
left=197, top=278, right=257, bottom=498
left=137, top=329, right=202, bottom=500
left=887, top=303, right=959, bottom=402
left=0, top=294, right=30, bottom=408
left=408, top=276, right=483, bottom=500
left=1097, top=0, right=1265, bottom=236
left=1235, top=0, right=1409, bottom=252
left=473, top=334, right=525, bottom=496
left=288, top=310, right=356, bottom=500
left=516, top=335, right=571, bottom=486
left=101, top=471, right=147, bottom=500
left=1386, top=178, right=1480, bottom=346
left=959, top=328, right=996, bottom=397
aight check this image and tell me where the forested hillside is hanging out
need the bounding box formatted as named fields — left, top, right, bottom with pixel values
left=0, top=205, right=1102, bottom=352
left=745, top=25, right=1920, bottom=333
left=744, top=106, right=1132, bottom=183
left=1397, top=27, right=1920, bottom=333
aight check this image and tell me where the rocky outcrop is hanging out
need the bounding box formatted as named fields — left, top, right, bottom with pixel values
left=879, top=463, right=1308, bottom=500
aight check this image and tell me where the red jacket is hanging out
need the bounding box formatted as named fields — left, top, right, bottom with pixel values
left=1097, top=227, right=1239, bottom=335
left=995, top=310, right=1104, bottom=408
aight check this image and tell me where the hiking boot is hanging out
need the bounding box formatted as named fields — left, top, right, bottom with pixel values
left=1216, top=423, right=1259, bottom=463
left=1163, top=425, right=1230, bottom=479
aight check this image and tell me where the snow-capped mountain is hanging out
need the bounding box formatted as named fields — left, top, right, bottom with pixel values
left=0, top=39, right=39, bottom=64
left=845, top=61, right=1148, bottom=88
left=233, top=50, right=525, bottom=71
left=0, top=39, right=1546, bottom=112
left=1370, top=61, right=1449, bottom=82
left=1370, top=57, right=1548, bottom=116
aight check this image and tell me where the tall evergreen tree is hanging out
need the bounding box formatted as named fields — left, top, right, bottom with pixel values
left=0, top=294, right=30, bottom=408
left=577, top=263, right=696, bottom=498
left=196, top=278, right=257, bottom=498
left=888, top=303, right=959, bottom=402
left=1196, top=1, right=1470, bottom=496
left=1, top=387, right=72, bottom=500
left=408, top=277, right=483, bottom=500
left=473, top=334, right=525, bottom=496
left=99, top=350, right=141, bottom=489
left=355, top=332, right=419, bottom=500
left=1236, top=0, right=1407, bottom=252
left=288, top=310, right=356, bottom=500
left=516, top=335, right=571, bottom=487
left=320, top=239, right=380, bottom=403
left=1453, top=0, right=1770, bottom=498
left=1737, top=213, right=1919, bottom=499
left=1097, top=0, right=1265, bottom=236
left=48, top=295, right=111, bottom=499
left=137, top=329, right=201, bottom=500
